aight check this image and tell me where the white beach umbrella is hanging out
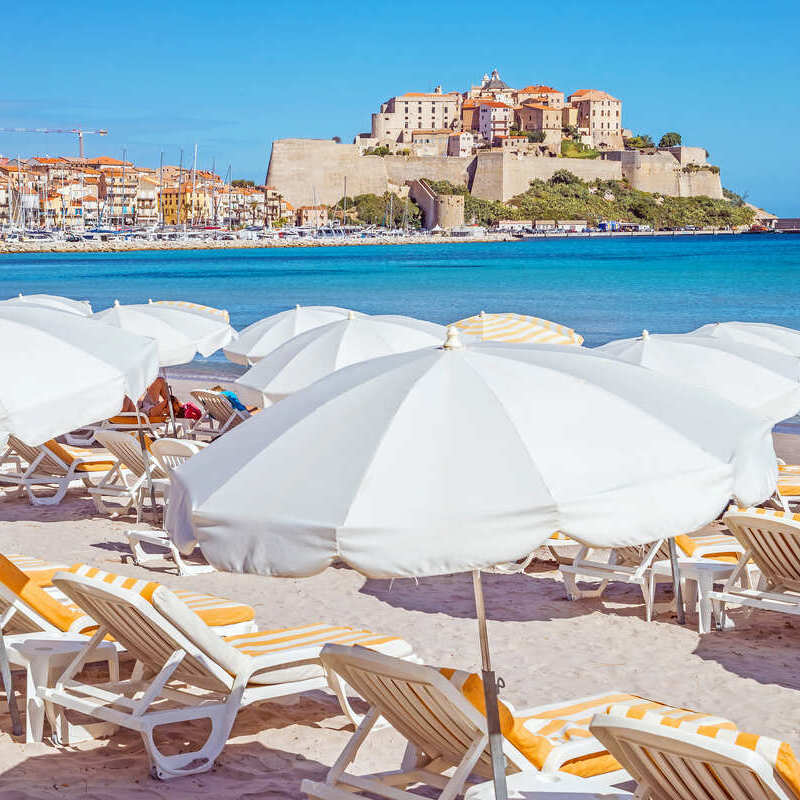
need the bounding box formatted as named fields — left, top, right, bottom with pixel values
left=234, top=311, right=444, bottom=405
left=0, top=305, right=159, bottom=448
left=691, top=321, right=800, bottom=358
left=166, top=329, right=775, bottom=799
left=152, top=299, right=230, bottom=323
left=223, top=305, right=365, bottom=366
left=598, top=330, right=800, bottom=425
left=92, top=299, right=236, bottom=367
left=2, top=293, right=93, bottom=316
left=372, top=314, right=447, bottom=338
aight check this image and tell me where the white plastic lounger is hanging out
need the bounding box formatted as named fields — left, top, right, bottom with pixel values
left=558, top=533, right=744, bottom=623
left=302, top=644, right=636, bottom=800
left=42, top=570, right=416, bottom=780
left=0, top=436, right=115, bottom=506
left=189, top=389, right=249, bottom=440
left=90, top=430, right=169, bottom=521
left=710, top=507, right=800, bottom=624
left=64, top=410, right=177, bottom=447
left=124, top=438, right=213, bottom=574
left=590, top=700, right=800, bottom=800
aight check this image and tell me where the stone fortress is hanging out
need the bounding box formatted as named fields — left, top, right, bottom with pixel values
left=266, top=70, right=723, bottom=216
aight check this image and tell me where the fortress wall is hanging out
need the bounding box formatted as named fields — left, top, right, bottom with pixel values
left=265, top=139, right=389, bottom=207
left=384, top=155, right=473, bottom=188
left=471, top=153, right=621, bottom=201
left=266, top=139, right=724, bottom=209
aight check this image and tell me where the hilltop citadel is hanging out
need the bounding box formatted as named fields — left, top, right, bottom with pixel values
left=266, top=70, right=725, bottom=224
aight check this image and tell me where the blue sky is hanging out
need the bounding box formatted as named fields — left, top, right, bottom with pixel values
left=1, top=0, right=797, bottom=213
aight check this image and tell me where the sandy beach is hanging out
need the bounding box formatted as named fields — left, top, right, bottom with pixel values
left=0, top=430, right=798, bottom=798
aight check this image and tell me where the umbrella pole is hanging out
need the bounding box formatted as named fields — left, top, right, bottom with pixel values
left=668, top=538, right=686, bottom=625
left=160, top=368, right=179, bottom=438
left=472, top=570, right=508, bottom=800
left=0, top=632, right=22, bottom=736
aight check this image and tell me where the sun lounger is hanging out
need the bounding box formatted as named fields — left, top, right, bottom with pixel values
left=0, top=435, right=115, bottom=505
left=89, top=430, right=169, bottom=520
left=124, top=439, right=213, bottom=574
left=590, top=699, right=800, bottom=800
left=64, top=410, right=182, bottom=447
left=558, top=533, right=744, bottom=623
left=710, top=507, right=800, bottom=625
left=189, top=389, right=250, bottom=440
left=776, top=476, right=800, bottom=512
left=301, top=644, right=640, bottom=800
left=41, top=568, right=416, bottom=779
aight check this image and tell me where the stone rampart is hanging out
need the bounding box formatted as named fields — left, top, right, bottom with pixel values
left=266, top=138, right=724, bottom=208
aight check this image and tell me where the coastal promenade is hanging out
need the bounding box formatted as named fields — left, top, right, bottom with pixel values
left=0, top=228, right=751, bottom=255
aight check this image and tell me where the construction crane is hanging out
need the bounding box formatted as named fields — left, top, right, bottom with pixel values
left=0, top=127, right=108, bottom=158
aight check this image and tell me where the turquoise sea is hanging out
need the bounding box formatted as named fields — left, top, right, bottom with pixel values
left=3, top=234, right=800, bottom=385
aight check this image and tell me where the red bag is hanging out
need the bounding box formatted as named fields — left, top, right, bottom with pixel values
left=181, top=402, right=202, bottom=420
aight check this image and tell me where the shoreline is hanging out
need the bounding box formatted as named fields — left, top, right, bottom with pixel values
left=0, top=228, right=758, bottom=255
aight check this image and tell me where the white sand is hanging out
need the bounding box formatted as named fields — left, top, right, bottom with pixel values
left=1, top=433, right=799, bottom=797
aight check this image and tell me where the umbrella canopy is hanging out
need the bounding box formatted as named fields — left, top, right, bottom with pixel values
left=0, top=305, right=158, bottom=446
left=167, top=332, right=775, bottom=580
left=453, top=311, right=583, bottom=345
left=93, top=300, right=236, bottom=367
left=372, top=314, right=447, bottom=339
left=598, top=330, right=800, bottom=425
left=2, top=293, right=92, bottom=316
left=223, top=305, right=365, bottom=366
left=233, top=312, right=444, bottom=405
left=691, top=321, right=800, bottom=357
left=152, top=299, right=230, bottom=323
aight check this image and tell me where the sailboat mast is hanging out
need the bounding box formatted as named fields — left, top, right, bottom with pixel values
left=191, top=142, right=197, bottom=226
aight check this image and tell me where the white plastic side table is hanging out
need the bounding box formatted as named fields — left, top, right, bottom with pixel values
left=4, top=632, right=120, bottom=743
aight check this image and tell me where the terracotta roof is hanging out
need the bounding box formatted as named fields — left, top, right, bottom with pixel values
left=570, top=89, right=620, bottom=102
left=88, top=156, right=133, bottom=166
left=518, top=85, right=560, bottom=94
left=479, top=100, right=511, bottom=109
left=411, top=128, right=452, bottom=136
left=521, top=102, right=555, bottom=110
left=399, top=92, right=460, bottom=98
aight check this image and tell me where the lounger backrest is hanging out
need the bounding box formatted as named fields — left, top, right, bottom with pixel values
left=150, top=438, right=204, bottom=472
left=590, top=709, right=799, bottom=800
left=0, top=554, right=89, bottom=635
left=614, top=540, right=670, bottom=566
left=191, top=390, right=238, bottom=425
left=724, top=509, right=800, bottom=592
left=7, top=435, right=65, bottom=474
left=52, top=569, right=245, bottom=692
left=94, top=430, right=168, bottom=479
left=319, top=644, right=525, bottom=778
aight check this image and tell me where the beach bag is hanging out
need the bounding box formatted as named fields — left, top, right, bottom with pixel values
left=181, top=402, right=202, bottom=420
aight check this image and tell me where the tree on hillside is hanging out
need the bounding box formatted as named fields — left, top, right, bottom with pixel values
left=562, top=124, right=580, bottom=139
left=232, top=179, right=255, bottom=188
left=659, top=132, right=682, bottom=147
left=624, top=134, right=655, bottom=150
left=549, top=169, right=582, bottom=185
left=526, top=130, right=546, bottom=143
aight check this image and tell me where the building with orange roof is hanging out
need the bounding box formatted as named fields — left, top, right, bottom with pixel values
left=371, top=84, right=462, bottom=143
left=516, top=101, right=563, bottom=149
left=514, top=85, right=565, bottom=108
left=296, top=204, right=328, bottom=227
left=567, top=89, right=623, bottom=148
left=478, top=99, right=513, bottom=144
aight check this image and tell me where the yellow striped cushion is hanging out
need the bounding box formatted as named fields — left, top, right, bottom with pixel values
left=225, top=624, right=403, bottom=656
left=734, top=506, right=800, bottom=524
left=66, top=564, right=254, bottom=627
left=439, top=668, right=632, bottom=778
left=0, top=554, right=85, bottom=632
left=778, top=479, right=800, bottom=496
left=674, top=533, right=742, bottom=563
left=603, top=701, right=800, bottom=797
left=6, top=554, right=69, bottom=586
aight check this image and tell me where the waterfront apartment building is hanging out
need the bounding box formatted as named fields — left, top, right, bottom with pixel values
left=478, top=100, right=513, bottom=143
left=371, top=87, right=462, bottom=142
left=568, top=89, right=623, bottom=148
left=296, top=204, right=328, bottom=227
left=160, top=185, right=212, bottom=225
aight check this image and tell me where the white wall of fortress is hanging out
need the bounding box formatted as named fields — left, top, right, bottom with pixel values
left=266, top=139, right=723, bottom=207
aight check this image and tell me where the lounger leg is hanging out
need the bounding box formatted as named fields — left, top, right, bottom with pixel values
left=0, top=633, right=22, bottom=737
left=642, top=574, right=656, bottom=623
